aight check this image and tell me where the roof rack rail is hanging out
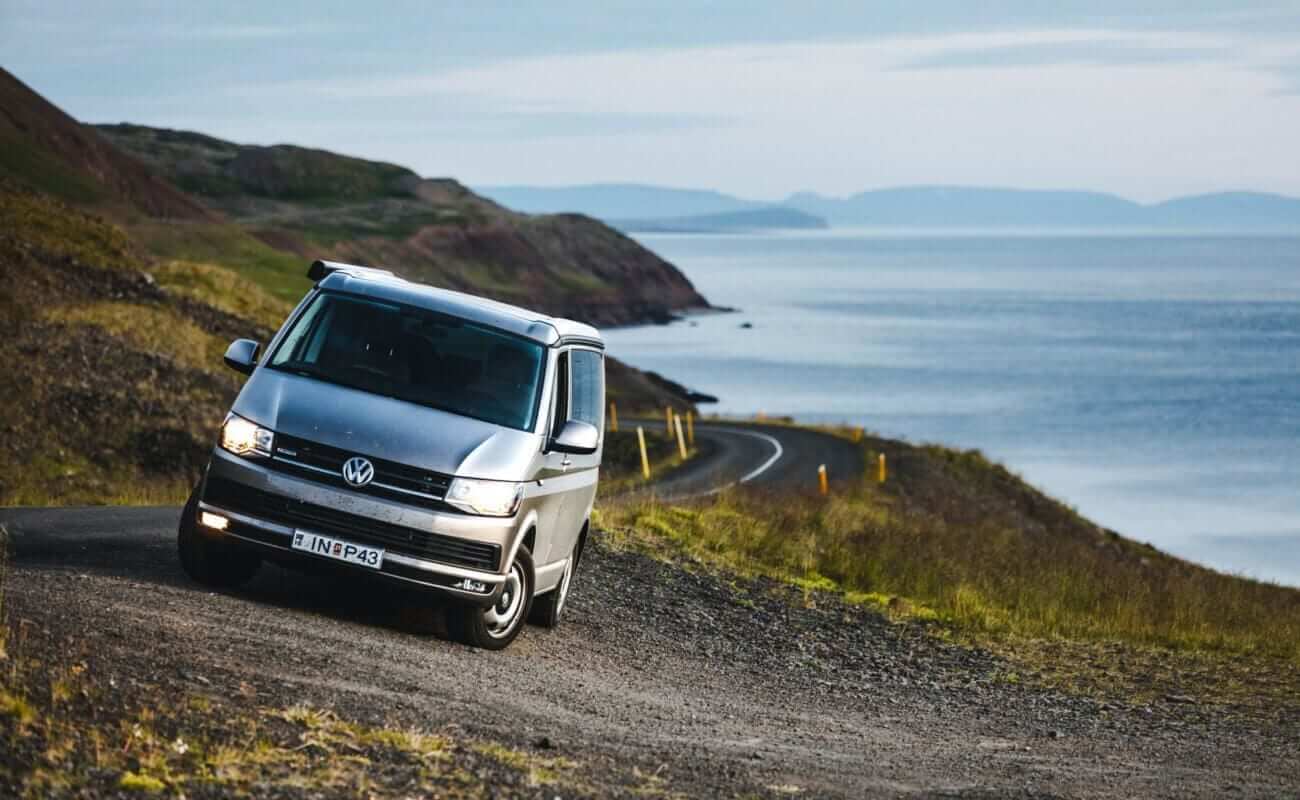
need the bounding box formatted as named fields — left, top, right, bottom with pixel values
left=307, top=259, right=397, bottom=282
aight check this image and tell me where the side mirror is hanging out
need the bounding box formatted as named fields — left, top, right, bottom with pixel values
left=223, top=339, right=261, bottom=375
left=552, top=420, right=599, bottom=455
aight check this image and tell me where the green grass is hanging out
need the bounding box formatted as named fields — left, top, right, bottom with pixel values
left=598, top=428, right=696, bottom=494
left=153, top=260, right=293, bottom=331
left=0, top=188, right=136, bottom=270
left=292, top=212, right=438, bottom=247
left=0, top=132, right=110, bottom=206
left=1, top=447, right=200, bottom=509
left=129, top=220, right=311, bottom=303
left=598, top=454, right=1300, bottom=664
left=45, top=301, right=229, bottom=372
left=98, top=125, right=419, bottom=206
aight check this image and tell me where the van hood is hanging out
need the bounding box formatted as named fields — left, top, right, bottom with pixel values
left=231, top=369, right=541, bottom=481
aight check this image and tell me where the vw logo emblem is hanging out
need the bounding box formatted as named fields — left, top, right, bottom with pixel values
left=341, top=456, right=375, bottom=488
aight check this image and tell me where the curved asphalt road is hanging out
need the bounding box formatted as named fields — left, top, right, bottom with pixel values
left=620, top=419, right=864, bottom=499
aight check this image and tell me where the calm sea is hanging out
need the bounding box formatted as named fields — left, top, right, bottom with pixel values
left=604, top=229, right=1300, bottom=586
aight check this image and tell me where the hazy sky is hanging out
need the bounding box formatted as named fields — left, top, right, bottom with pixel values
left=4, top=1, right=1300, bottom=202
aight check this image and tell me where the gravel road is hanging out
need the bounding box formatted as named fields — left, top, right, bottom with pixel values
left=2, top=425, right=1297, bottom=797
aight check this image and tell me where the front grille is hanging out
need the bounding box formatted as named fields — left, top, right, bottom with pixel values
left=264, top=433, right=453, bottom=510
left=203, top=476, right=500, bottom=572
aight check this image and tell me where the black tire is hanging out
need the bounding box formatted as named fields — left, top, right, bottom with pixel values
left=448, top=545, right=534, bottom=650
left=177, top=485, right=260, bottom=588
left=529, top=544, right=576, bottom=629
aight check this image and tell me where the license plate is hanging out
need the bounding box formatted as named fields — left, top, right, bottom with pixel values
left=291, top=530, right=383, bottom=569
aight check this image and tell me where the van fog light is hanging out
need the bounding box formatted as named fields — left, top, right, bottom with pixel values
left=199, top=512, right=229, bottom=531
left=459, top=578, right=489, bottom=593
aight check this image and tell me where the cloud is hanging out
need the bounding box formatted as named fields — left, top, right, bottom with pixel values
left=896, top=37, right=1234, bottom=70
left=218, top=78, right=728, bottom=139
left=141, top=23, right=346, bottom=40
left=16, top=16, right=1300, bottom=201
left=237, top=29, right=1266, bottom=117
left=437, top=110, right=729, bottom=139
left=1267, top=61, right=1300, bottom=94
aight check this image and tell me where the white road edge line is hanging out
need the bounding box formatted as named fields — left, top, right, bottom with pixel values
left=697, top=427, right=785, bottom=496
left=735, top=430, right=785, bottom=484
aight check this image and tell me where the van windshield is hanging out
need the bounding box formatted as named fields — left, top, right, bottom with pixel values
left=267, top=292, right=546, bottom=431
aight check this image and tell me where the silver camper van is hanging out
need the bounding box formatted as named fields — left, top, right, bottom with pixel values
left=178, top=261, right=604, bottom=650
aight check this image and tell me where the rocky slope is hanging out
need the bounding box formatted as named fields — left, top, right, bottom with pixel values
left=95, top=123, right=710, bottom=326
left=0, top=70, right=211, bottom=220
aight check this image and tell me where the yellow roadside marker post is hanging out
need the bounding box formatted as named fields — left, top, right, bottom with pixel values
left=674, top=414, right=688, bottom=460
left=878, top=453, right=887, bottom=483
left=852, top=427, right=863, bottom=443
left=636, top=426, right=651, bottom=480
left=608, top=402, right=618, bottom=432
left=686, top=411, right=695, bottom=447
left=818, top=464, right=829, bottom=496
left=665, top=406, right=674, bottom=439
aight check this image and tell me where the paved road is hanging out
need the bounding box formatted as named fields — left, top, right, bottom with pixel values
left=3, top=426, right=1293, bottom=796
left=618, top=419, right=864, bottom=498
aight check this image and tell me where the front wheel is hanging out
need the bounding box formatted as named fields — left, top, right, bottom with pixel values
left=177, top=485, right=261, bottom=588
left=448, top=545, right=534, bottom=650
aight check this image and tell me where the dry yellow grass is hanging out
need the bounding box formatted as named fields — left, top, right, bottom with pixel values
left=0, top=647, right=583, bottom=797
left=598, top=471, right=1300, bottom=664
left=0, top=189, right=136, bottom=271
left=153, top=260, right=293, bottom=331
left=44, top=301, right=227, bottom=373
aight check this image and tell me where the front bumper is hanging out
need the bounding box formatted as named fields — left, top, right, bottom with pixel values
left=201, top=448, right=521, bottom=605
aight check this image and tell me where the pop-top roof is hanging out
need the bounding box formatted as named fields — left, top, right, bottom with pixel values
left=308, top=260, right=603, bottom=348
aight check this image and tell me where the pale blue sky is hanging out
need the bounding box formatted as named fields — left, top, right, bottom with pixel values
left=4, top=1, right=1299, bottom=201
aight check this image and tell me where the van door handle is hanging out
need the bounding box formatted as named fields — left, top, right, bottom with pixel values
left=560, top=457, right=572, bottom=469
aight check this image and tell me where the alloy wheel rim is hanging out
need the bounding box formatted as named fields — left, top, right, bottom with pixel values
left=483, top=562, right=526, bottom=638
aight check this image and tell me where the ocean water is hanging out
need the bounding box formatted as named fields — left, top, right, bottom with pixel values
left=603, top=229, right=1300, bottom=586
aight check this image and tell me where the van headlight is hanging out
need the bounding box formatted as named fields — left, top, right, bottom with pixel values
left=220, top=414, right=274, bottom=458
left=445, top=478, right=523, bottom=517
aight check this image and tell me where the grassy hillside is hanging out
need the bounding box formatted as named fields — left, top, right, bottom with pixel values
left=0, top=71, right=210, bottom=219
left=96, top=123, right=710, bottom=326
left=599, top=426, right=1300, bottom=706
left=0, top=186, right=257, bottom=504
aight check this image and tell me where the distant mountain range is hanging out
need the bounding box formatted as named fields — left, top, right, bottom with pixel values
left=478, top=183, right=823, bottom=233
left=479, top=183, right=762, bottom=218
left=609, top=207, right=827, bottom=234
left=477, top=183, right=1300, bottom=231
left=786, top=187, right=1300, bottom=229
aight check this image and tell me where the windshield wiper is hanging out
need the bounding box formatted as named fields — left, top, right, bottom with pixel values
left=272, top=361, right=367, bottom=390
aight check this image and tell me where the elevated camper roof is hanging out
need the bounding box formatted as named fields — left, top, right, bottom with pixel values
left=308, top=260, right=603, bottom=349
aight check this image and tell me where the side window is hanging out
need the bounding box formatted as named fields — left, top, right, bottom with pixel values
left=569, top=349, right=604, bottom=429
left=550, top=351, right=569, bottom=439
